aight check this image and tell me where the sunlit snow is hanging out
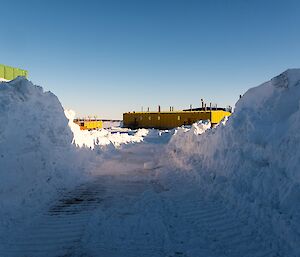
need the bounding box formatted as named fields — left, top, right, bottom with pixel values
left=1, top=70, right=300, bottom=256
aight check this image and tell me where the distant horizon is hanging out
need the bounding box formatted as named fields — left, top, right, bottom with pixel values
left=1, top=0, right=300, bottom=119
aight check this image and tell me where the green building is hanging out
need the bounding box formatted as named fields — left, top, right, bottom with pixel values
left=0, top=64, right=28, bottom=81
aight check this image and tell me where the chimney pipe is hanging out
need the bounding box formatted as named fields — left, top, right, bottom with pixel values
left=158, top=105, right=161, bottom=112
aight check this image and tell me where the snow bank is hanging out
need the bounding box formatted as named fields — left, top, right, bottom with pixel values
left=166, top=69, right=300, bottom=256
left=65, top=109, right=149, bottom=149
left=0, top=78, right=86, bottom=238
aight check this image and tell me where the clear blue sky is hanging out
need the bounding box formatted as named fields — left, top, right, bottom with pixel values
left=1, top=0, right=300, bottom=119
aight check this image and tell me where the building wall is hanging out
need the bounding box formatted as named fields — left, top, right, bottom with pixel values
left=123, top=111, right=231, bottom=129
left=74, top=120, right=103, bottom=130
left=0, top=64, right=28, bottom=80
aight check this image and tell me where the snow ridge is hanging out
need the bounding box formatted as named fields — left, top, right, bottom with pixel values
left=166, top=69, right=300, bottom=256
left=0, top=78, right=86, bottom=240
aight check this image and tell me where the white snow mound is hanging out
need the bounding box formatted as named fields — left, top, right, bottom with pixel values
left=166, top=69, right=300, bottom=256
left=65, top=109, right=149, bottom=149
left=0, top=78, right=84, bottom=238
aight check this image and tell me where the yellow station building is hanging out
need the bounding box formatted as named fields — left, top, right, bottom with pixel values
left=123, top=109, right=231, bottom=129
left=73, top=119, right=103, bottom=130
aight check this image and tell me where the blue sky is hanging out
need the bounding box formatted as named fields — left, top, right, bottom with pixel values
left=1, top=0, right=300, bottom=119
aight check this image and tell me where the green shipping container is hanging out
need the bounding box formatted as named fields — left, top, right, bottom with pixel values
left=0, top=64, right=28, bottom=80
left=5, top=66, right=14, bottom=80
left=0, top=64, right=4, bottom=79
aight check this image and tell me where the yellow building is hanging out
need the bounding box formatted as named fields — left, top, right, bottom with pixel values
left=74, top=119, right=103, bottom=130
left=123, top=110, right=231, bottom=129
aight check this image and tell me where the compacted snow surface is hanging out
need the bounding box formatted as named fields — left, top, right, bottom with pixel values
left=1, top=70, right=300, bottom=257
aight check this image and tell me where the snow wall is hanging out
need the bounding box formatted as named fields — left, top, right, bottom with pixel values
left=166, top=69, right=300, bottom=255
left=0, top=77, right=150, bottom=239
left=0, top=78, right=86, bottom=237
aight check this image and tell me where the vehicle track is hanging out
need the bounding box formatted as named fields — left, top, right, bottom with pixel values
left=161, top=190, right=279, bottom=257
left=0, top=172, right=280, bottom=257
left=0, top=177, right=108, bottom=257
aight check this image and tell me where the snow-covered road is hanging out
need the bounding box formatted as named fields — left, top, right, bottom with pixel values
left=0, top=141, right=278, bottom=257
left=2, top=70, right=300, bottom=257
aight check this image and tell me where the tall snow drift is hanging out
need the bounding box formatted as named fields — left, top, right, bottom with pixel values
left=166, top=69, right=300, bottom=256
left=0, top=77, right=149, bottom=240
left=0, top=78, right=85, bottom=238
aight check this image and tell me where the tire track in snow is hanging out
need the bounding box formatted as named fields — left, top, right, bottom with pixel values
left=0, top=172, right=281, bottom=257
left=77, top=176, right=169, bottom=257
left=0, top=173, right=166, bottom=257
left=0, top=177, right=108, bottom=257
left=161, top=190, right=279, bottom=257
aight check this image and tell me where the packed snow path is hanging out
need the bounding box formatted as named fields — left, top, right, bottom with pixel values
left=0, top=177, right=105, bottom=257
left=1, top=173, right=277, bottom=256
left=0, top=137, right=279, bottom=257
